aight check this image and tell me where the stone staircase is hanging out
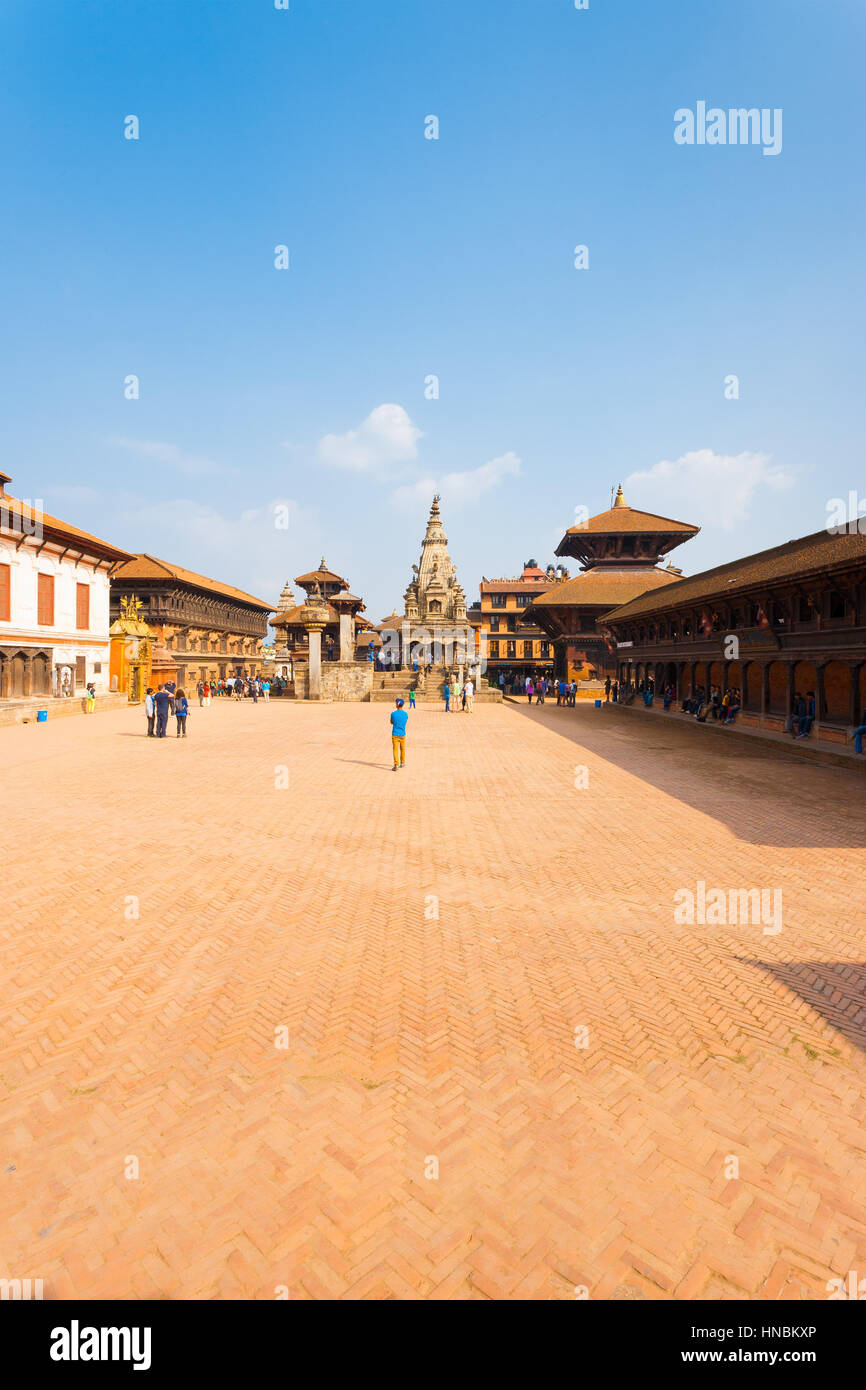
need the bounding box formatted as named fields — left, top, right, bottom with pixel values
left=367, top=668, right=502, bottom=703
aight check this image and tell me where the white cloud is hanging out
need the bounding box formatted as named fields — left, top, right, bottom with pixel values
left=108, top=437, right=232, bottom=479
left=625, top=449, right=793, bottom=531
left=392, top=451, right=522, bottom=510
left=316, top=404, right=422, bottom=474
left=115, top=495, right=317, bottom=603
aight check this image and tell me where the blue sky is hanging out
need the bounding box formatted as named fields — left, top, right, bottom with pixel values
left=2, top=0, right=864, bottom=621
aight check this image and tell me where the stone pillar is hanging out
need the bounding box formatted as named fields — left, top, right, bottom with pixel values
left=760, top=663, right=769, bottom=724
left=401, top=621, right=412, bottom=669
left=339, top=612, right=353, bottom=664
left=307, top=629, right=322, bottom=700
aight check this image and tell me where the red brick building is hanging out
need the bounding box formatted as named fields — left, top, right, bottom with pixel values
left=603, top=526, right=866, bottom=746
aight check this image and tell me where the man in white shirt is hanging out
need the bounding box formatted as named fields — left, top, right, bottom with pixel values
left=463, top=678, right=474, bottom=713
left=144, top=688, right=156, bottom=738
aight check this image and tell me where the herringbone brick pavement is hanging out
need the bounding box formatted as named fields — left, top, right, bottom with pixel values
left=1, top=697, right=865, bottom=1300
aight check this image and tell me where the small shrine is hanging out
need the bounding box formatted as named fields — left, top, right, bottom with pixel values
left=270, top=560, right=371, bottom=699
left=109, top=595, right=155, bottom=703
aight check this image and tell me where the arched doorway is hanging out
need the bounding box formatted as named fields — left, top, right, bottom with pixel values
left=744, top=661, right=762, bottom=712
left=767, top=661, right=788, bottom=715
left=32, top=652, right=50, bottom=695
left=10, top=651, right=26, bottom=697
left=793, top=660, right=816, bottom=697
left=823, top=661, right=850, bottom=724
left=708, top=660, right=724, bottom=691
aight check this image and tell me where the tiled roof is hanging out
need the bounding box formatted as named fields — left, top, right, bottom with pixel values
left=603, top=529, right=866, bottom=622
left=270, top=602, right=340, bottom=627
left=481, top=578, right=557, bottom=593
left=0, top=491, right=132, bottom=562
left=112, top=554, right=273, bottom=610
left=377, top=611, right=404, bottom=629
left=558, top=504, right=699, bottom=540
left=531, top=567, right=681, bottom=610
left=294, top=563, right=348, bottom=587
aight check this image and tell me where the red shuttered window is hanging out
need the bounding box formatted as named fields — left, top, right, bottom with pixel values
left=37, top=572, right=54, bottom=626
left=76, top=582, right=90, bottom=630
left=0, top=564, right=9, bottom=621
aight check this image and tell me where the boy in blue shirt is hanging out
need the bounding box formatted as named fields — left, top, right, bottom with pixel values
left=390, top=698, right=409, bottom=770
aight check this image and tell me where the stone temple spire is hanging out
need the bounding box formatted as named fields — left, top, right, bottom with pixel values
left=403, top=495, right=465, bottom=625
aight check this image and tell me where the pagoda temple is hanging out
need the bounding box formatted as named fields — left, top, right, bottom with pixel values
left=529, top=485, right=699, bottom=683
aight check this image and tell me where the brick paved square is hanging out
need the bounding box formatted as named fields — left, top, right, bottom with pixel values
left=2, top=698, right=865, bottom=1300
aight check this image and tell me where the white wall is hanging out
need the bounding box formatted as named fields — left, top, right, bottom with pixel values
left=0, top=535, right=113, bottom=691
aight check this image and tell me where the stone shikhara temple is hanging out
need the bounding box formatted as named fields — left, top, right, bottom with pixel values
left=398, top=494, right=473, bottom=665
left=270, top=499, right=494, bottom=702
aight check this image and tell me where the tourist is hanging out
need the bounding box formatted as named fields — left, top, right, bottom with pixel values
left=203, top=680, right=211, bottom=707
left=251, top=679, right=259, bottom=704
left=154, top=684, right=171, bottom=738
left=605, top=676, right=612, bottom=702
left=463, top=676, right=474, bottom=713
left=85, top=682, right=96, bottom=714
left=175, top=688, right=189, bottom=738
left=724, top=687, right=741, bottom=724
left=526, top=679, right=534, bottom=704
left=262, top=678, right=270, bottom=702
left=557, top=678, right=566, bottom=706
left=568, top=680, right=576, bottom=707
left=536, top=678, right=545, bottom=706
left=197, top=680, right=204, bottom=707
left=663, top=685, right=673, bottom=710
left=409, top=686, right=416, bottom=709
left=850, top=712, right=866, bottom=754
left=390, top=697, right=408, bottom=770
left=612, top=680, right=618, bottom=703
left=524, top=674, right=532, bottom=698
left=144, top=687, right=156, bottom=737
left=443, top=679, right=450, bottom=713
left=234, top=678, right=244, bottom=701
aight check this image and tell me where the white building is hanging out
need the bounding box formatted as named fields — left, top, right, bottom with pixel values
left=0, top=472, right=131, bottom=699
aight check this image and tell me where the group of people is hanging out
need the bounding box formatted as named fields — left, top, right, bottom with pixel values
left=143, top=674, right=273, bottom=737
left=144, top=684, right=190, bottom=738
left=524, top=675, right=577, bottom=705
left=441, top=677, right=474, bottom=712
left=194, top=676, right=270, bottom=704
left=678, top=684, right=742, bottom=724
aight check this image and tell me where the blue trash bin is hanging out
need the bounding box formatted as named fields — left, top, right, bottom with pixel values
left=36, top=709, right=48, bottom=722
left=594, top=699, right=602, bottom=708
